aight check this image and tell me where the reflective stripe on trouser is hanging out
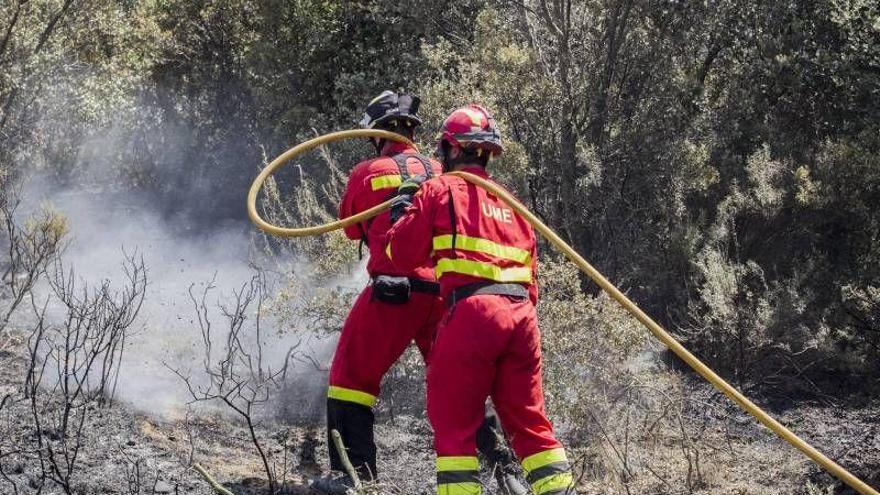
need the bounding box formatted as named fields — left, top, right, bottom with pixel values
left=436, top=456, right=481, bottom=495
left=522, top=448, right=575, bottom=495
left=327, top=385, right=377, bottom=408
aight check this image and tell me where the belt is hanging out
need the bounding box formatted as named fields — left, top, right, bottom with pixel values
left=409, top=278, right=441, bottom=295
left=446, top=282, right=528, bottom=308
left=371, top=276, right=440, bottom=295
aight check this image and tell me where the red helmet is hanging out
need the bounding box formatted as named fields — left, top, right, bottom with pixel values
left=437, top=104, right=503, bottom=157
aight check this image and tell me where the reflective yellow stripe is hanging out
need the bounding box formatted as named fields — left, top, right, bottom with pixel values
left=371, top=174, right=402, bottom=191
left=436, top=456, right=479, bottom=472
left=531, top=473, right=574, bottom=494
left=522, top=448, right=568, bottom=473
left=435, top=258, right=531, bottom=283
left=327, top=386, right=376, bottom=408
left=432, top=234, right=531, bottom=264
left=437, top=482, right=481, bottom=495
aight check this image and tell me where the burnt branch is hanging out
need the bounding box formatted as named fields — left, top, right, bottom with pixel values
left=0, top=181, right=67, bottom=351
left=168, top=268, right=298, bottom=495
left=25, top=253, right=146, bottom=494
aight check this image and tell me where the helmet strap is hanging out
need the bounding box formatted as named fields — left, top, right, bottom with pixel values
left=373, top=120, right=416, bottom=156
left=440, top=141, right=480, bottom=172
left=439, top=141, right=454, bottom=173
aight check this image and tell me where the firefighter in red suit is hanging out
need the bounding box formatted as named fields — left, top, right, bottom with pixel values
left=386, top=105, right=577, bottom=495
left=315, top=91, right=445, bottom=492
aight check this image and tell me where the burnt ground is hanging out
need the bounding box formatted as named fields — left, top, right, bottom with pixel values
left=791, top=403, right=880, bottom=493
left=1, top=331, right=878, bottom=495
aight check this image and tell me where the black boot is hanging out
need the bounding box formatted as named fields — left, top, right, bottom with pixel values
left=326, top=397, right=377, bottom=481
left=497, top=472, right=530, bottom=495
left=476, top=414, right=529, bottom=495
left=311, top=473, right=355, bottom=495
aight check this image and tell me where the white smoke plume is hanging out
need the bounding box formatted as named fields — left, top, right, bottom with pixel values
left=19, top=170, right=366, bottom=421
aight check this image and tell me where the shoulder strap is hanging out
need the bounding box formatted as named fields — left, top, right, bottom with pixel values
left=410, top=153, right=435, bottom=178
left=390, top=153, right=411, bottom=181
left=357, top=223, right=368, bottom=260
left=391, top=153, right=435, bottom=179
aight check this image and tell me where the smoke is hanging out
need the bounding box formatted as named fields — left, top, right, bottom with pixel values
left=19, top=155, right=366, bottom=421
left=4, top=58, right=372, bottom=421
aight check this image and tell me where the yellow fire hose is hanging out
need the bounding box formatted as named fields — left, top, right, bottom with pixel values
left=246, top=129, right=879, bottom=495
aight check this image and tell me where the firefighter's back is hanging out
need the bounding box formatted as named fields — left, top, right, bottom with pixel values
left=340, top=147, right=442, bottom=281
left=419, top=166, right=538, bottom=304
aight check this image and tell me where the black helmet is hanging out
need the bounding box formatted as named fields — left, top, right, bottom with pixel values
left=359, top=90, right=422, bottom=129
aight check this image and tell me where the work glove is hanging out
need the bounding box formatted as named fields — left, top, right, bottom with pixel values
left=397, top=174, right=429, bottom=196
left=389, top=195, right=413, bottom=225
left=389, top=174, right=428, bottom=224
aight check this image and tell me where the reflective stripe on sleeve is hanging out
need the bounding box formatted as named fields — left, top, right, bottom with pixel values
left=327, top=386, right=377, bottom=408
left=435, top=258, right=532, bottom=283
left=371, top=174, right=402, bottom=191
left=432, top=234, right=531, bottom=264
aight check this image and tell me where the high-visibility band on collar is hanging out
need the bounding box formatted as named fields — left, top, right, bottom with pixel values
left=327, top=385, right=377, bottom=408
left=435, top=258, right=532, bottom=283
left=370, top=174, right=402, bottom=191
left=432, top=234, right=531, bottom=264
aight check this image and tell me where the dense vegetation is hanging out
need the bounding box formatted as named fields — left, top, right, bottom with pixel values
left=3, top=0, right=876, bottom=390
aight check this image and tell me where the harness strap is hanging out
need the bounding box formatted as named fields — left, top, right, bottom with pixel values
left=446, top=282, right=528, bottom=308
left=360, top=153, right=435, bottom=258
left=391, top=153, right=411, bottom=181
left=447, top=186, right=458, bottom=258
left=357, top=223, right=369, bottom=260
left=390, top=152, right=434, bottom=180
left=409, top=278, right=441, bottom=295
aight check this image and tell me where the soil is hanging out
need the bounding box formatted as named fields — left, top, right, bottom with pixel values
left=1, top=331, right=878, bottom=495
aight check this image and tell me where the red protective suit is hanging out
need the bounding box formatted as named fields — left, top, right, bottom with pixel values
left=386, top=166, right=576, bottom=495
left=339, top=142, right=439, bottom=280
left=327, top=141, right=444, bottom=479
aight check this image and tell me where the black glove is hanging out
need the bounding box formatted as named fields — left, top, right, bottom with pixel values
left=389, top=194, right=413, bottom=224
left=389, top=175, right=429, bottom=224
left=397, top=174, right=429, bottom=195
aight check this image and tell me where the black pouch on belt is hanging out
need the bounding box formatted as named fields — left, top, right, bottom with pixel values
left=372, top=275, right=411, bottom=305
